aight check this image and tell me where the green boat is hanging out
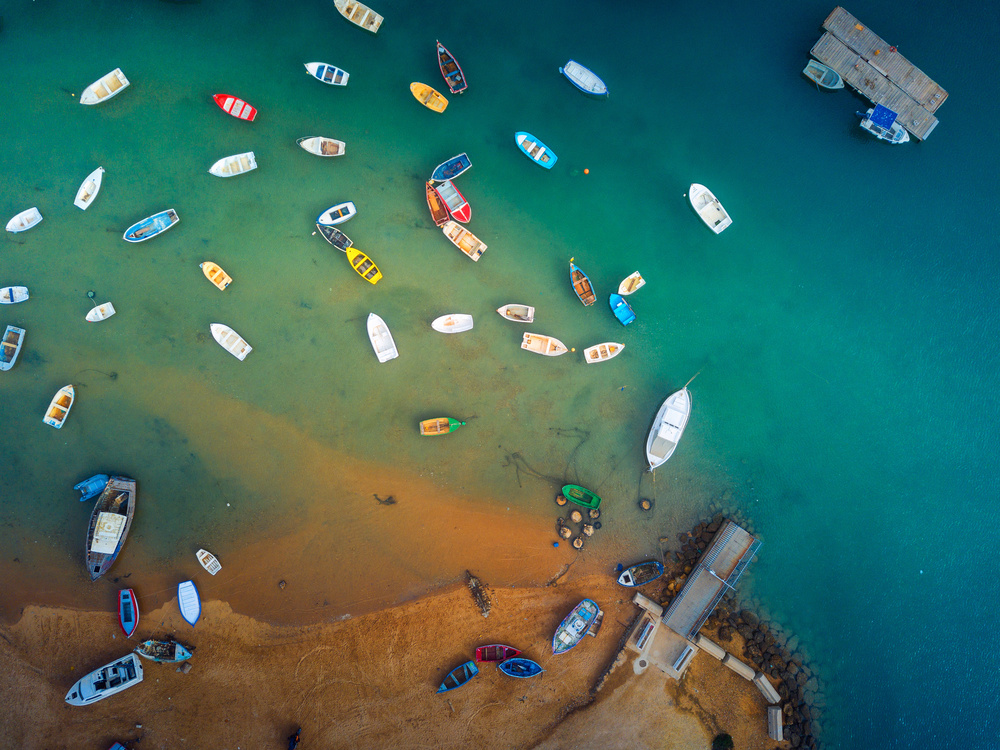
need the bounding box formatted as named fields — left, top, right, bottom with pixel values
left=419, top=417, right=466, bottom=436
left=561, top=484, right=601, bottom=509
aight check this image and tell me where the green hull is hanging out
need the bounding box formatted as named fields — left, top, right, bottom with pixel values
left=561, top=484, right=601, bottom=509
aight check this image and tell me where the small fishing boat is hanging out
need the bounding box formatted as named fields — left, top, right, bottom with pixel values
left=515, top=132, right=557, bottom=169
left=196, top=549, right=222, bottom=575
left=317, top=224, right=353, bottom=251
left=552, top=599, right=600, bottom=654
left=569, top=260, right=596, bottom=306
left=367, top=313, right=398, bottom=362
left=1, top=286, right=29, bottom=304
left=436, top=660, right=478, bottom=693
left=436, top=41, right=468, bottom=94
left=858, top=105, right=910, bottom=144
left=498, top=658, right=544, bottom=678
left=213, top=93, right=257, bottom=121
left=609, top=293, right=636, bottom=326
left=135, top=639, right=193, bottom=663
left=433, top=180, right=471, bottom=223
left=335, top=0, right=383, bottom=33
left=497, top=304, right=534, bottom=323
left=431, top=314, right=474, bottom=333
left=6, top=207, right=42, bottom=233
left=442, top=220, right=486, bottom=261
left=210, top=323, right=252, bottom=361
left=74, top=167, right=105, bottom=210
left=521, top=333, right=568, bottom=357
left=0, top=325, right=25, bottom=371
left=119, top=589, right=139, bottom=638
left=177, top=580, right=201, bottom=626
left=297, top=136, right=346, bottom=157
left=646, top=387, right=692, bottom=470
left=200, top=261, right=232, bottom=290
left=79, top=68, right=130, bottom=105
left=617, top=561, right=665, bottom=587
left=476, top=645, right=521, bottom=662
left=86, top=302, right=116, bottom=322
left=85, top=476, right=137, bottom=580
left=419, top=418, right=466, bottom=436
left=689, top=183, right=732, bottom=234
left=317, top=201, right=357, bottom=226
left=123, top=209, right=179, bottom=243
left=803, top=59, right=844, bottom=90
left=431, top=152, right=472, bottom=182
left=410, top=82, right=448, bottom=113
left=589, top=608, right=604, bottom=637
left=304, top=62, right=349, bottom=86
left=617, top=272, right=646, bottom=295
left=559, top=60, right=608, bottom=96
left=208, top=151, right=257, bottom=177
left=43, top=384, right=75, bottom=429
left=346, top=248, right=382, bottom=284
left=583, top=342, right=624, bottom=364
left=425, top=181, right=450, bottom=227
left=74, top=474, right=110, bottom=502
left=561, top=484, right=601, bottom=510
left=65, top=653, right=143, bottom=706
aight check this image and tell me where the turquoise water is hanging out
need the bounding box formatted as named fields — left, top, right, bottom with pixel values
left=2, top=0, right=999, bottom=747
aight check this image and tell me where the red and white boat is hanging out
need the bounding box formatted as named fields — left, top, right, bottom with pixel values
left=213, top=93, right=257, bottom=121
left=432, top=179, right=471, bottom=223
left=119, top=588, right=139, bottom=638
left=476, top=644, right=521, bottom=662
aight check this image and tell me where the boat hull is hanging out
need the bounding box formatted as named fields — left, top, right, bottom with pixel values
left=135, top=639, right=193, bottom=663
left=80, top=68, right=130, bottom=106
left=617, top=561, right=665, bottom=587
left=570, top=262, right=596, bottom=306
left=123, top=209, right=179, bottom=243
left=317, top=224, right=353, bottom=251
left=200, top=262, right=232, bottom=290
left=74, top=167, right=105, bottom=210
left=74, top=474, right=110, bottom=502
left=521, top=333, right=568, bottom=356
left=496, top=304, right=534, bottom=323
left=559, top=60, right=608, bottom=96
left=419, top=418, right=465, bottom=435
left=433, top=181, right=471, bottom=223
left=335, top=0, right=383, bottom=33
left=426, top=182, right=450, bottom=227
left=0, top=326, right=25, bottom=371
left=617, top=272, right=646, bottom=295
left=213, top=93, right=257, bottom=121
left=1, top=286, right=29, bottom=304
left=197, top=549, right=222, bottom=575
left=431, top=314, right=474, bottom=333
left=609, top=294, right=636, bottom=325
left=476, top=645, right=521, bottom=662
left=210, top=323, right=252, bottom=361
left=431, top=153, right=472, bottom=182
left=119, top=588, right=139, bottom=638
left=552, top=599, right=600, bottom=654
left=346, top=248, right=382, bottom=284
left=436, top=41, right=467, bottom=94
left=178, top=580, right=201, bottom=626
left=803, top=60, right=844, bottom=89
left=437, top=661, right=478, bottom=693
left=561, top=484, right=601, bottom=509
left=298, top=137, right=345, bottom=157
left=43, top=384, right=75, bottom=429
left=86, top=302, right=116, bottom=322
left=209, top=152, right=257, bottom=177
left=85, top=476, right=136, bottom=580
left=317, top=202, right=357, bottom=226
left=498, top=657, right=544, bottom=678
left=6, top=207, right=42, bottom=233
left=689, top=183, right=732, bottom=233
left=583, top=342, right=624, bottom=363
left=410, top=82, right=448, bottom=113
left=367, top=313, right=398, bottom=362
left=515, top=132, right=557, bottom=169
left=65, top=654, right=143, bottom=705
left=441, top=220, right=486, bottom=261
left=645, top=388, right=692, bottom=470
left=305, top=62, right=349, bottom=86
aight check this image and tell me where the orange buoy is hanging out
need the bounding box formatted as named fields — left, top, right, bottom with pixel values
left=583, top=168, right=589, bottom=175
left=889, top=46, right=897, bottom=53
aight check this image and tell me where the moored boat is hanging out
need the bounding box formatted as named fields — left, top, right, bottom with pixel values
left=1, top=286, right=29, bottom=304
left=436, top=41, right=468, bottom=94
left=86, top=302, right=116, bottom=322
left=559, top=60, right=608, bottom=96
left=304, top=62, right=349, bottom=86
left=425, top=181, right=450, bottom=227
left=74, top=167, right=105, bottom=210
left=431, top=152, right=472, bottom=182
left=177, top=580, right=201, bottom=626
left=645, top=387, right=692, bottom=470
left=317, top=201, right=357, bottom=226
left=552, top=599, right=600, bottom=654
left=367, top=313, right=398, bottom=362
left=119, top=589, right=139, bottom=638
left=317, top=224, right=353, bottom=251
left=213, top=93, right=257, bottom=121
left=74, top=474, right=110, bottom=502
left=197, top=549, right=222, bottom=575
left=476, top=644, right=521, bottom=662
left=43, top=384, right=75, bottom=428
left=85, top=476, right=136, bottom=580
left=0, top=326, right=25, bottom=371
left=210, top=323, right=252, bottom=361
left=688, top=183, right=732, bottom=234
left=617, top=271, right=645, bottom=295
left=803, top=59, right=844, bottom=90
left=419, top=418, right=466, bottom=436
left=858, top=105, right=910, bottom=144
left=617, top=561, right=665, bottom=587
left=496, top=304, right=534, bottom=323
left=441, top=220, right=486, bottom=261
left=561, top=484, right=601, bottom=509
left=609, top=293, right=636, bottom=326
left=433, top=180, right=471, bottom=223
left=80, top=68, right=130, bottom=106
left=297, top=136, right=346, bottom=157
left=498, top=658, right=544, bottom=678
left=208, top=151, right=257, bottom=177
left=431, top=313, right=474, bottom=333
left=515, top=132, right=557, bottom=169
left=65, top=653, right=143, bottom=706
left=335, top=0, right=383, bottom=33
left=521, top=333, right=568, bottom=357
left=200, top=261, right=232, bottom=290
left=436, top=660, right=478, bottom=693
left=6, top=207, right=42, bottom=233
left=123, top=209, right=179, bottom=243
left=583, top=342, right=624, bottom=364
left=135, top=639, right=193, bottom=663
left=410, top=82, right=448, bottom=113
left=570, top=260, right=596, bottom=306
left=346, top=248, right=382, bottom=284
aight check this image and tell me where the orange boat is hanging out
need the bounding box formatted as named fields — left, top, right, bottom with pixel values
left=426, top=182, right=449, bottom=226
left=200, top=262, right=232, bottom=290
left=410, top=82, right=448, bottom=113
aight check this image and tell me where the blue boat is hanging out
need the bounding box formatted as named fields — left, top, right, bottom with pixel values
left=552, top=598, right=600, bottom=654
left=74, top=474, right=110, bottom=502
left=123, top=208, right=179, bottom=243
left=610, top=294, right=636, bottom=326
left=134, top=638, right=194, bottom=663
left=437, top=660, right=478, bottom=693
left=431, top=152, right=472, bottom=182
left=857, top=105, right=910, bottom=144
left=617, top=560, right=665, bottom=587
left=498, top=657, right=544, bottom=678
left=515, top=132, right=557, bottom=169
left=177, top=580, right=201, bottom=626
left=559, top=60, right=608, bottom=96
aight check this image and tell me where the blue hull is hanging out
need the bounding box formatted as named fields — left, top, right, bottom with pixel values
left=431, top=152, right=472, bottom=182
left=437, top=660, right=479, bottom=693
left=124, top=209, right=178, bottom=243
left=498, top=657, right=544, bottom=678
left=515, top=132, right=557, bottom=169
left=610, top=294, right=636, bottom=325
left=74, top=474, right=110, bottom=501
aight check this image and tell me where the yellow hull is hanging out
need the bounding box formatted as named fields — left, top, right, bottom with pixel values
left=200, top=261, right=232, bottom=290
left=346, top=248, right=382, bottom=284
left=410, top=82, right=448, bottom=113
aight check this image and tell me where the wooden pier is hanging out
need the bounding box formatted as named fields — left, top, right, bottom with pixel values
left=810, top=6, right=947, bottom=140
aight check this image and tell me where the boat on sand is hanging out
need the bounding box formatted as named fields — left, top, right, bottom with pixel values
left=119, top=589, right=139, bottom=638
left=645, top=387, right=692, bottom=470
left=135, top=639, right=193, bottom=663
left=178, top=580, right=201, bottom=626
left=65, top=653, right=143, bottom=705
left=437, top=661, right=478, bottom=693
left=498, top=658, right=544, bottom=678
left=476, top=645, right=520, bottom=662
left=617, top=561, right=665, bottom=587
left=552, top=599, right=600, bottom=654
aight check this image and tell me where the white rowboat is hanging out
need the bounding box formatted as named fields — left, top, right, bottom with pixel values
left=367, top=313, right=398, bottom=362
left=197, top=549, right=222, bottom=575
left=209, top=152, right=257, bottom=177
left=521, top=333, right=568, bottom=357
left=210, top=323, right=252, bottom=361
left=497, top=304, right=534, bottom=323
left=6, top=207, right=42, bottom=233
left=80, top=68, right=130, bottom=105
left=74, top=167, right=105, bottom=210
left=0, top=325, right=25, bottom=371
left=86, top=302, right=116, bottom=322
left=689, top=183, right=732, bottom=234
left=297, top=137, right=346, bottom=157
left=317, top=202, right=357, bottom=226
left=178, top=580, right=201, bottom=626
left=646, top=388, right=692, bottom=470
left=335, top=0, right=383, bottom=33
left=559, top=60, right=608, bottom=96
left=43, top=384, right=75, bottom=429
left=583, top=342, right=624, bottom=364
left=305, top=62, right=349, bottom=86
left=431, top=314, right=474, bottom=333
left=1, top=286, right=29, bottom=304
left=617, top=272, right=646, bottom=295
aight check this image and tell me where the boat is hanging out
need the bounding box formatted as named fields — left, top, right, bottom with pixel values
left=6, top=207, right=42, bottom=233
left=86, top=302, right=116, bottom=322
left=645, top=387, right=692, bottom=470
left=515, top=132, right=557, bottom=169
left=317, top=201, right=357, bottom=226
left=1, top=286, right=29, bottom=304
left=0, top=325, right=25, bottom=371
left=208, top=151, right=257, bottom=177
left=123, top=209, right=179, bottom=243
left=334, top=0, right=383, bottom=33
left=436, top=661, right=478, bottom=693
left=617, top=561, right=665, bottom=587
left=213, top=93, right=257, bottom=121
left=688, top=183, right=732, bottom=234
left=210, top=323, right=252, bottom=361
left=552, top=599, right=600, bottom=654
left=559, top=60, right=608, bottom=96
left=346, top=248, right=382, bottom=284
left=200, top=261, right=232, bottom=290
left=521, top=333, right=568, bottom=357
left=583, top=342, right=624, bottom=364
left=496, top=304, right=534, bottom=323
left=475, top=645, right=521, bottom=662
left=177, top=580, right=201, bottom=626
left=432, top=181, right=471, bottom=223
left=589, top=608, right=605, bottom=637
left=419, top=418, right=466, bottom=436
left=118, top=589, right=139, bottom=638
left=569, top=260, right=596, bottom=306
left=79, top=68, right=130, bottom=106
left=43, top=384, right=75, bottom=428
left=297, top=136, right=345, bottom=157
left=858, top=105, right=910, bottom=144
left=498, top=658, right=544, bottom=678
left=561, top=484, right=601, bottom=509
left=609, top=293, right=636, bottom=326
left=65, top=653, right=143, bottom=706
left=317, top=224, right=353, bottom=251
left=803, top=60, right=844, bottom=90
left=304, top=62, right=349, bottom=86
left=431, top=152, right=472, bottom=182
left=410, top=82, right=448, bottom=113
left=196, top=549, right=222, bottom=575
left=431, top=314, right=474, bottom=333
left=617, top=272, right=646, bottom=296
left=74, top=167, right=105, bottom=210
left=436, top=41, right=468, bottom=94
left=85, top=476, right=136, bottom=580
left=425, top=182, right=450, bottom=227
left=74, top=474, right=110, bottom=502
left=441, top=220, right=486, bottom=261
left=367, top=313, right=398, bottom=362
left=135, top=639, right=193, bottom=663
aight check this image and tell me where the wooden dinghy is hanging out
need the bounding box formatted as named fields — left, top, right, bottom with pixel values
left=498, top=657, right=544, bottom=678
left=521, top=333, right=568, bottom=357
left=86, top=302, right=116, bottom=322
left=803, top=59, right=844, bottom=90
left=177, top=580, right=201, bottom=626
left=6, top=207, right=42, bottom=233
left=210, top=323, right=252, bottom=361
left=119, top=588, right=139, bottom=638
left=617, top=271, right=646, bottom=295
left=335, top=0, right=383, bottom=33
left=317, top=201, right=357, bottom=226
left=1, top=286, right=29, bottom=304
left=645, top=387, right=692, bottom=470
left=297, top=136, right=345, bottom=157
left=43, top=384, right=75, bottom=428
left=432, top=180, right=471, bottom=223
left=496, top=304, right=534, bottom=323
left=431, top=152, right=472, bottom=182
left=85, top=476, right=136, bottom=580
left=475, top=645, right=520, bottom=662
left=559, top=60, right=608, bottom=96
left=74, top=474, right=110, bottom=502
left=74, top=167, right=105, bottom=210
left=410, top=82, right=448, bottom=113
left=346, top=248, right=382, bottom=284
left=196, top=548, right=222, bottom=575
left=0, top=325, right=25, bottom=371
left=209, top=151, right=257, bottom=177
left=419, top=418, right=466, bottom=436
left=65, top=653, right=143, bottom=706
left=200, top=261, right=232, bottom=290
left=688, top=183, right=732, bottom=234
left=583, top=342, right=624, bottom=364
left=515, top=132, right=557, bottom=169
left=135, top=639, right=193, bottom=663
left=561, top=484, right=601, bottom=509
left=305, top=62, right=349, bottom=86
left=367, top=313, right=398, bottom=362
left=609, top=293, right=636, bottom=326
left=617, top=560, right=665, bottom=587
left=317, top=224, right=353, bottom=251
left=123, top=209, right=179, bottom=242
left=425, top=181, right=450, bottom=227
left=569, top=259, right=595, bottom=306
left=431, top=314, right=473, bottom=333
left=436, top=660, right=478, bottom=693
left=552, top=599, right=600, bottom=654
left=80, top=68, right=130, bottom=105
left=213, top=93, right=257, bottom=121
left=442, top=220, right=486, bottom=261
left=436, top=41, right=468, bottom=94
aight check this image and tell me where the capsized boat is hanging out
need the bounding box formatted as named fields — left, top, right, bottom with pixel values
left=304, top=62, right=349, bottom=86
left=74, top=474, right=110, bottom=502
left=334, top=0, right=383, bottom=33
left=123, top=209, right=179, bottom=242
left=1, top=286, right=29, bottom=304
left=410, top=82, right=448, bottom=113
left=858, top=105, right=910, bottom=144
left=497, top=304, right=534, bottom=323
left=425, top=181, right=450, bottom=227
left=476, top=645, right=521, bottom=662
left=803, top=59, right=844, bottom=90
left=515, top=132, right=557, bottom=169
left=436, top=41, right=467, bottom=94
left=431, top=314, right=473, bottom=333
left=617, top=272, right=646, bottom=295
left=208, top=151, right=257, bottom=177
left=200, top=261, right=232, bottom=290
left=65, top=653, right=143, bottom=706
left=74, top=167, right=105, bottom=210
left=80, top=68, right=130, bottom=105
left=646, top=387, right=692, bottom=470
left=6, top=207, right=42, bottom=233
left=197, top=548, right=222, bottom=575
left=0, top=325, right=25, bottom=371
left=367, top=313, right=398, bottom=363
left=177, top=580, right=201, bottom=626
left=436, top=660, right=478, bottom=693
left=688, top=183, right=732, bottom=234
left=609, top=293, right=636, bottom=326
left=85, top=476, right=137, bottom=580
left=86, top=302, right=116, bottom=322
left=43, top=384, right=75, bottom=429
left=419, top=418, right=466, bottom=436
left=561, top=484, right=601, bottom=509
left=210, top=323, right=252, bottom=361
left=570, top=260, right=596, bottom=306
left=213, top=93, right=257, bottom=121
left=135, top=639, right=193, bottom=663
left=617, top=561, right=665, bottom=587
left=583, top=342, right=624, bottom=364
left=498, top=658, right=544, bottom=678
left=559, top=60, right=608, bottom=96
left=317, top=224, right=353, bottom=251
left=552, top=599, right=600, bottom=654
left=297, top=136, right=346, bottom=157
left=441, top=220, right=486, bottom=261
left=431, top=153, right=472, bottom=182
left=317, top=201, right=357, bottom=226
left=433, top=180, right=471, bottom=223
left=521, top=333, right=568, bottom=357
left=346, top=248, right=382, bottom=284
left=119, top=588, right=139, bottom=638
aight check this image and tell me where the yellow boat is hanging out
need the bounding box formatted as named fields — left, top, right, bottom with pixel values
left=200, top=261, right=232, bottom=290
left=345, top=248, right=382, bottom=284
left=409, top=82, right=448, bottom=113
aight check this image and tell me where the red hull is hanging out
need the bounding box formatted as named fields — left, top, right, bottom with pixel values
left=213, top=93, right=257, bottom=121
left=432, top=181, right=472, bottom=224
left=475, top=644, right=521, bottom=662
left=118, top=588, right=139, bottom=638
left=436, top=41, right=468, bottom=95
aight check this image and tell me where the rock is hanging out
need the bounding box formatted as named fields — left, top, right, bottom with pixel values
left=736, top=623, right=754, bottom=640
left=717, top=625, right=732, bottom=641
left=753, top=630, right=765, bottom=645
left=707, top=519, right=721, bottom=533
left=278, top=580, right=286, bottom=590
left=740, top=610, right=759, bottom=628
left=796, top=671, right=808, bottom=687
left=699, top=531, right=713, bottom=543
left=678, top=533, right=690, bottom=543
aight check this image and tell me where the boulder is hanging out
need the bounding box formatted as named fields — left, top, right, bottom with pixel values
left=717, top=625, right=732, bottom=642
left=736, top=623, right=754, bottom=640
left=740, top=610, right=759, bottom=628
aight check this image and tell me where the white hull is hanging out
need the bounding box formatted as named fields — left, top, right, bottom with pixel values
left=210, top=323, right=252, bottom=361
left=689, top=183, right=732, bottom=234
left=86, top=302, right=116, bottom=322
left=80, top=68, right=130, bottom=105
left=335, top=0, right=383, bottom=33
left=560, top=60, right=608, bottom=95
left=178, top=580, right=201, bottom=626
left=197, top=549, right=222, bottom=575
left=65, top=653, right=143, bottom=706
left=367, top=313, right=398, bottom=362
left=6, top=207, right=42, bottom=233
left=521, top=333, right=568, bottom=356
left=497, top=304, right=534, bottom=323
left=431, top=314, right=474, bottom=333
left=43, top=384, right=75, bottom=429
left=583, top=342, right=624, bottom=363
left=297, top=136, right=346, bottom=157
left=617, top=272, right=645, bottom=295
left=1, top=286, right=29, bottom=304
left=0, top=325, right=26, bottom=371
left=646, top=388, right=692, bottom=470
left=318, top=202, right=357, bottom=226
left=74, top=167, right=105, bottom=210
left=305, top=62, right=350, bottom=86
left=209, top=152, right=257, bottom=177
